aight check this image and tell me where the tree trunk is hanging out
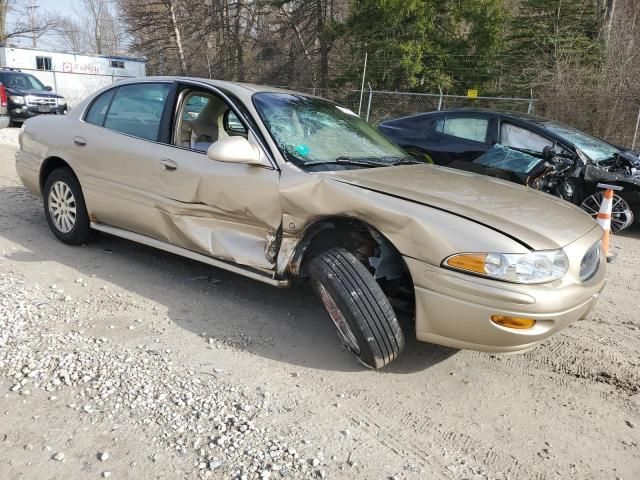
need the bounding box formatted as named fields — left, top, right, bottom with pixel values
left=169, top=0, right=187, bottom=74
left=0, top=0, right=8, bottom=44
left=316, top=0, right=328, bottom=93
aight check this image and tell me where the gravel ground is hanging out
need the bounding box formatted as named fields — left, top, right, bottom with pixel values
left=0, top=129, right=639, bottom=479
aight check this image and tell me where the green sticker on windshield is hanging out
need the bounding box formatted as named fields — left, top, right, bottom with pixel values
left=295, top=144, right=310, bottom=156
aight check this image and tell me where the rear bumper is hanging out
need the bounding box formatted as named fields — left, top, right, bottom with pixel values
left=405, top=227, right=606, bottom=352
left=15, top=148, right=43, bottom=197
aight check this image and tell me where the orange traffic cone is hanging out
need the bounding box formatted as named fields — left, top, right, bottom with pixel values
left=596, top=183, right=623, bottom=262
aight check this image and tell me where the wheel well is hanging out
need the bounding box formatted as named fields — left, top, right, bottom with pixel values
left=296, top=217, right=415, bottom=317
left=40, top=157, right=75, bottom=192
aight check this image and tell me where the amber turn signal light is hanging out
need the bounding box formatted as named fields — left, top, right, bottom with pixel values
left=491, top=315, right=536, bottom=329
left=446, top=254, right=487, bottom=274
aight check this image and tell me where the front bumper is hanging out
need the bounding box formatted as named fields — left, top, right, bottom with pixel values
left=405, top=226, right=606, bottom=352
left=10, top=105, right=66, bottom=121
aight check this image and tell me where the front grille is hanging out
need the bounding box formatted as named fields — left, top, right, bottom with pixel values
left=26, top=96, right=57, bottom=106
left=580, top=241, right=601, bottom=282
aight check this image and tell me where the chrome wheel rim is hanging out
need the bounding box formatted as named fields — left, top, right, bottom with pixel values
left=48, top=181, right=77, bottom=233
left=317, top=283, right=360, bottom=354
left=581, top=192, right=634, bottom=233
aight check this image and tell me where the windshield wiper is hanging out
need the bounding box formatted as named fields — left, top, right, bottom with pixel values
left=386, top=157, right=422, bottom=166
left=335, top=156, right=392, bottom=166
left=301, top=157, right=389, bottom=168
left=299, top=156, right=421, bottom=169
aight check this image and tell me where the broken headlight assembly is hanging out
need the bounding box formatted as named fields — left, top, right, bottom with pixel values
left=443, top=250, right=569, bottom=284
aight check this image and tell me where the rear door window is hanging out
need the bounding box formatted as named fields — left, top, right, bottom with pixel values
left=103, top=83, right=170, bottom=141
left=439, top=117, right=489, bottom=143
left=85, top=89, right=116, bottom=126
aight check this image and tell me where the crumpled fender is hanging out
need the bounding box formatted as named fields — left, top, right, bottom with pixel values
left=275, top=163, right=528, bottom=276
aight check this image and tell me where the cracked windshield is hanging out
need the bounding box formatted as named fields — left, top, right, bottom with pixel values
left=253, top=93, right=410, bottom=169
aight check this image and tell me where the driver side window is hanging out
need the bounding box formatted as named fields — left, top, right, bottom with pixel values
left=174, top=90, right=247, bottom=152
left=500, top=123, right=553, bottom=153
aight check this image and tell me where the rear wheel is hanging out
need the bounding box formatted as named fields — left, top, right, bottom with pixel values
left=309, top=247, right=405, bottom=369
left=43, top=168, right=93, bottom=245
left=580, top=192, right=634, bottom=233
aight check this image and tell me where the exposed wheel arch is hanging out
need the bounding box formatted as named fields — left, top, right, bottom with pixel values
left=289, top=217, right=416, bottom=318
left=40, top=157, right=76, bottom=194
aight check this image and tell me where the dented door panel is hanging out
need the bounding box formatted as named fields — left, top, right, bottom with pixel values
left=150, top=145, right=281, bottom=269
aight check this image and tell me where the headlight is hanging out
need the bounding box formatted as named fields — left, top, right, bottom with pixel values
left=579, top=241, right=601, bottom=281
left=9, top=95, right=25, bottom=105
left=444, top=250, right=569, bottom=284
left=57, top=98, right=66, bottom=106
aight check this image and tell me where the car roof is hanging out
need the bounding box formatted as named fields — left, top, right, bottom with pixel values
left=394, top=107, right=553, bottom=125
left=114, top=76, right=310, bottom=103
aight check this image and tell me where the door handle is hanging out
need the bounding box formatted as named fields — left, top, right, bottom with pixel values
left=159, top=158, right=178, bottom=172
left=73, top=136, right=87, bottom=147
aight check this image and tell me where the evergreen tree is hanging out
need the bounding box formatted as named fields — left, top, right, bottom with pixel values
left=505, top=0, right=605, bottom=92
left=344, top=0, right=505, bottom=92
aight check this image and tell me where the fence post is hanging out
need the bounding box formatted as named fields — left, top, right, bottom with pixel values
left=366, top=82, right=373, bottom=122
left=632, top=106, right=640, bottom=151
left=437, top=86, right=443, bottom=111
left=527, top=89, right=534, bottom=114
left=358, top=51, right=368, bottom=116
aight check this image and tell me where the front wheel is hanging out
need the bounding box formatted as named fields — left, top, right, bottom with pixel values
left=309, top=247, right=405, bottom=369
left=43, top=168, right=93, bottom=245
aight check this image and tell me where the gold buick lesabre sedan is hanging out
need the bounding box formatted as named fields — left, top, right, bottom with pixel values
left=16, top=77, right=606, bottom=368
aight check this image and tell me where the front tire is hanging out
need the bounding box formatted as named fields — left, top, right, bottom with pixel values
left=309, top=247, right=405, bottom=369
left=43, top=168, right=93, bottom=245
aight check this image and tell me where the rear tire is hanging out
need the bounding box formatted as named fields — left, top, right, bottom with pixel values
left=309, top=247, right=405, bottom=369
left=43, top=168, right=93, bottom=245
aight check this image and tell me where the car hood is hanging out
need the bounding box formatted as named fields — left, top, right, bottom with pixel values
left=7, top=88, right=62, bottom=98
left=318, top=164, right=597, bottom=250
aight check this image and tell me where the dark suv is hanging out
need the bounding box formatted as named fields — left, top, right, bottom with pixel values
left=0, top=68, right=67, bottom=126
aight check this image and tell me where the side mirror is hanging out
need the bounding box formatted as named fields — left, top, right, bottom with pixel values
left=207, top=136, right=267, bottom=166
left=44, top=86, right=53, bottom=91
left=542, top=145, right=555, bottom=161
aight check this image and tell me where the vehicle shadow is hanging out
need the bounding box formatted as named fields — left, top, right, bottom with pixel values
left=0, top=185, right=456, bottom=374
left=617, top=223, right=640, bottom=239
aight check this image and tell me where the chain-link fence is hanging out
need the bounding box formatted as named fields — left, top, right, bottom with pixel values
left=272, top=84, right=640, bottom=149
left=359, top=89, right=535, bottom=125
left=272, top=86, right=533, bottom=122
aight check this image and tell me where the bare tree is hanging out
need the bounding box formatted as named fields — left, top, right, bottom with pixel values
left=52, top=0, right=126, bottom=55
left=0, top=0, right=62, bottom=45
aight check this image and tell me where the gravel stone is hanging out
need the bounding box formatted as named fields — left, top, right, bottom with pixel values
left=0, top=273, right=307, bottom=479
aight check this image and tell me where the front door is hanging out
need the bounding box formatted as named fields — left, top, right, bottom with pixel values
left=149, top=85, right=281, bottom=270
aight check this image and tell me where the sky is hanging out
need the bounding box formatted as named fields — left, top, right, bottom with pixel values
left=7, top=0, right=77, bottom=48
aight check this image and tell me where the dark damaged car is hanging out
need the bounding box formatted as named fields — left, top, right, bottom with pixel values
left=379, top=109, right=640, bottom=232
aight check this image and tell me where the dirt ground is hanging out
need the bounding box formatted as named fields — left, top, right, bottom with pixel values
left=0, top=131, right=639, bottom=480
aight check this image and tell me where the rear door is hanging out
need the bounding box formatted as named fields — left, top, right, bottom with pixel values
left=425, top=113, right=495, bottom=167
left=73, top=81, right=173, bottom=238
